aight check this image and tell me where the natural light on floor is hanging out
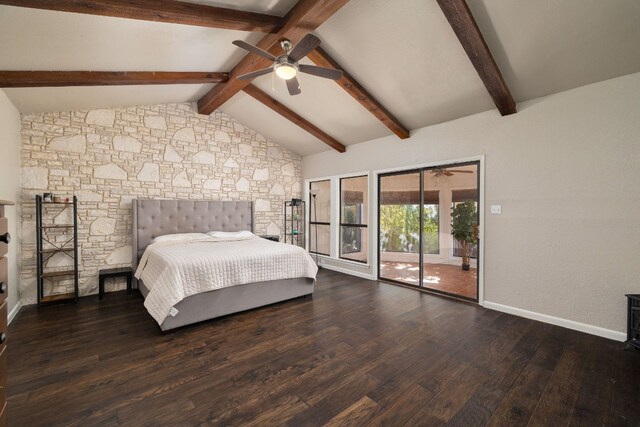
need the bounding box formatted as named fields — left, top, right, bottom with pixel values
left=380, top=262, right=477, bottom=299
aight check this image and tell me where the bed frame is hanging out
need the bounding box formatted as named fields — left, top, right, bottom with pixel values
left=132, top=199, right=314, bottom=331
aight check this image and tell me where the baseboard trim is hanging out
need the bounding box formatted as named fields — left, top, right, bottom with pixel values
left=484, top=301, right=626, bottom=342
left=318, top=262, right=376, bottom=281
left=8, top=300, right=22, bottom=325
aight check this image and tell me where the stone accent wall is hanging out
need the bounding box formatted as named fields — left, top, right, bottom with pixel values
left=20, top=103, right=302, bottom=304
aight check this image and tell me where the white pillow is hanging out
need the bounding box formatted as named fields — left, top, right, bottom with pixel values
left=151, top=233, right=211, bottom=244
left=206, top=230, right=255, bottom=240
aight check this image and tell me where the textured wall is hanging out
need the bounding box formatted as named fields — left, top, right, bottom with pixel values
left=20, top=103, right=302, bottom=304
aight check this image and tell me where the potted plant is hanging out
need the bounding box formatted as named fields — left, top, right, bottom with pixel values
left=451, top=200, right=477, bottom=271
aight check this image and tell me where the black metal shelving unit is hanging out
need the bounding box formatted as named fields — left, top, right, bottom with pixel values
left=284, top=199, right=305, bottom=248
left=36, top=195, right=78, bottom=306
left=625, top=294, right=640, bottom=351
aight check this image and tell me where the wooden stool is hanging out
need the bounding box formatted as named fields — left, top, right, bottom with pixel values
left=99, top=267, right=132, bottom=300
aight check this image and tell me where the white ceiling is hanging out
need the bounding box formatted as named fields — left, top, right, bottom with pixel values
left=1, top=0, right=640, bottom=156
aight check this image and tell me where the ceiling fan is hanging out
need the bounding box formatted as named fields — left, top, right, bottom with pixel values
left=232, top=33, right=343, bottom=96
left=431, top=168, right=474, bottom=177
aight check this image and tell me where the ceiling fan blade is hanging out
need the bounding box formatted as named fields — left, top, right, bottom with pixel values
left=237, top=67, right=273, bottom=81
left=298, top=64, right=343, bottom=80
left=289, top=34, right=322, bottom=62
left=286, top=76, right=301, bottom=96
left=444, top=171, right=453, bottom=176
left=232, top=40, right=276, bottom=61
left=449, top=170, right=474, bottom=173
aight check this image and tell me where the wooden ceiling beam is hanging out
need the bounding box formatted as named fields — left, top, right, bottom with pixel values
left=0, top=0, right=282, bottom=33
left=436, top=0, right=516, bottom=116
left=307, top=47, right=410, bottom=139
left=0, top=71, right=228, bottom=87
left=197, top=0, right=350, bottom=115
left=243, top=84, right=346, bottom=153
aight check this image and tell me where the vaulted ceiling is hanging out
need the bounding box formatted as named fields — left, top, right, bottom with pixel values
left=1, top=0, right=640, bottom=155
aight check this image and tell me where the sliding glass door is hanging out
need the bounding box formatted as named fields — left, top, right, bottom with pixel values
left=422, top=164, right=479, bottom=299
left=378, top=162, right=480, bottom=301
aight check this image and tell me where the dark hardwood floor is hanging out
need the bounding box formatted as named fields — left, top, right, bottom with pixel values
left=8, top=269, right=640, bottom=426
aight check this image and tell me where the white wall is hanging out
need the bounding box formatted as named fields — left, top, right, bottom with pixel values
left=0, top=89, right=21, bottom=318
left=303, top=72, right=640, bottom=339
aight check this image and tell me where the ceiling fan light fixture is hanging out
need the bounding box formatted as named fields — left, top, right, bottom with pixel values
left=274, top=62, right=297, bottom=80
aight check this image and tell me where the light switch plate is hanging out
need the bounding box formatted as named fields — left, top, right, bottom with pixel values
left=491, top=205, right=502, bottom=214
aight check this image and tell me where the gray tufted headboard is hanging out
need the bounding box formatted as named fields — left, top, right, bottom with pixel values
left=132, top=199, right=253, bottom=273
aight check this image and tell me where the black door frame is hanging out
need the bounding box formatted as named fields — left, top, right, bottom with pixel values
left=377, top=160, right=481, bottom=302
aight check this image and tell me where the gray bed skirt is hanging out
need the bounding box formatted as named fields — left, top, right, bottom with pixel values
left=139, top=278, right=315, bottom=331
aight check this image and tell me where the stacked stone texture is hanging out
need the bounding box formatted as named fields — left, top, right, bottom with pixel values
left=20, top=103, right=302, bottom=303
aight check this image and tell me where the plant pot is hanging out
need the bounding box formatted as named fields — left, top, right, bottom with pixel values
left=462, top=264, right=470, bottom=271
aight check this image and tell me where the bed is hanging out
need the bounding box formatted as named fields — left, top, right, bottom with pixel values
left=132, top=199, right=316, bottom=331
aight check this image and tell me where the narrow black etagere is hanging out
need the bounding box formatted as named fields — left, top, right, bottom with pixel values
left=284, top=199, right=305, bottom=248
left=36, top=195, right=79, bottom=305
left=625, top=294, right=640, bottom=351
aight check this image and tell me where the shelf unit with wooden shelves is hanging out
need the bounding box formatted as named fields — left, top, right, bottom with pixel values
left=35, top=195, right=79, bottom=306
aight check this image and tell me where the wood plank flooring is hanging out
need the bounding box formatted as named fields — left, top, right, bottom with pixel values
left=8, top=269, right=640, bottom=426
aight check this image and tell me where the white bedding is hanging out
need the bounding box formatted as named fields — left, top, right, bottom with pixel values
left=134, top=235, right=318, bottom=325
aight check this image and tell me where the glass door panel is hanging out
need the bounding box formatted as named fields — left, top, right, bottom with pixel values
left=422, top=164, right=479, bottom=300
left=378, top=172, right=421, bottom=285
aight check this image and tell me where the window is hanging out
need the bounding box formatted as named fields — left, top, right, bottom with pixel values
left=340, top=176, right=368, bottom=263
left=422, top=191, right=439, bottom=255
left=309, top=180, right=330, bottom=256
left=451, top=189, right=478, bottom=259
left=378, top=186, right=438, bottom=255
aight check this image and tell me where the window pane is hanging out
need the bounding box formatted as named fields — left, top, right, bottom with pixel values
left=422, top=203, right=439, bottom=255
left=340, top=226, right=367, bottom=263
left=451, top=200, right=478, bottom=259
left=340, top=176, right=368, bottom=263
left=310, top=180, right=331, bottom=223
left=379, top=172, right=421, bottom=285
left=309, top=224, right=330, bottom=255
left=379, top=204, right=420, bottom=253
left=341, top=176, right=368, bottom=225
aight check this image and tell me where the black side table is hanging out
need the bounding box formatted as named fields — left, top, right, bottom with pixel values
left=625, top=294, right=640, bottom=351
left=260, top=235, right=280, bottom=242
left=99, top=267, right=132, bottom=300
